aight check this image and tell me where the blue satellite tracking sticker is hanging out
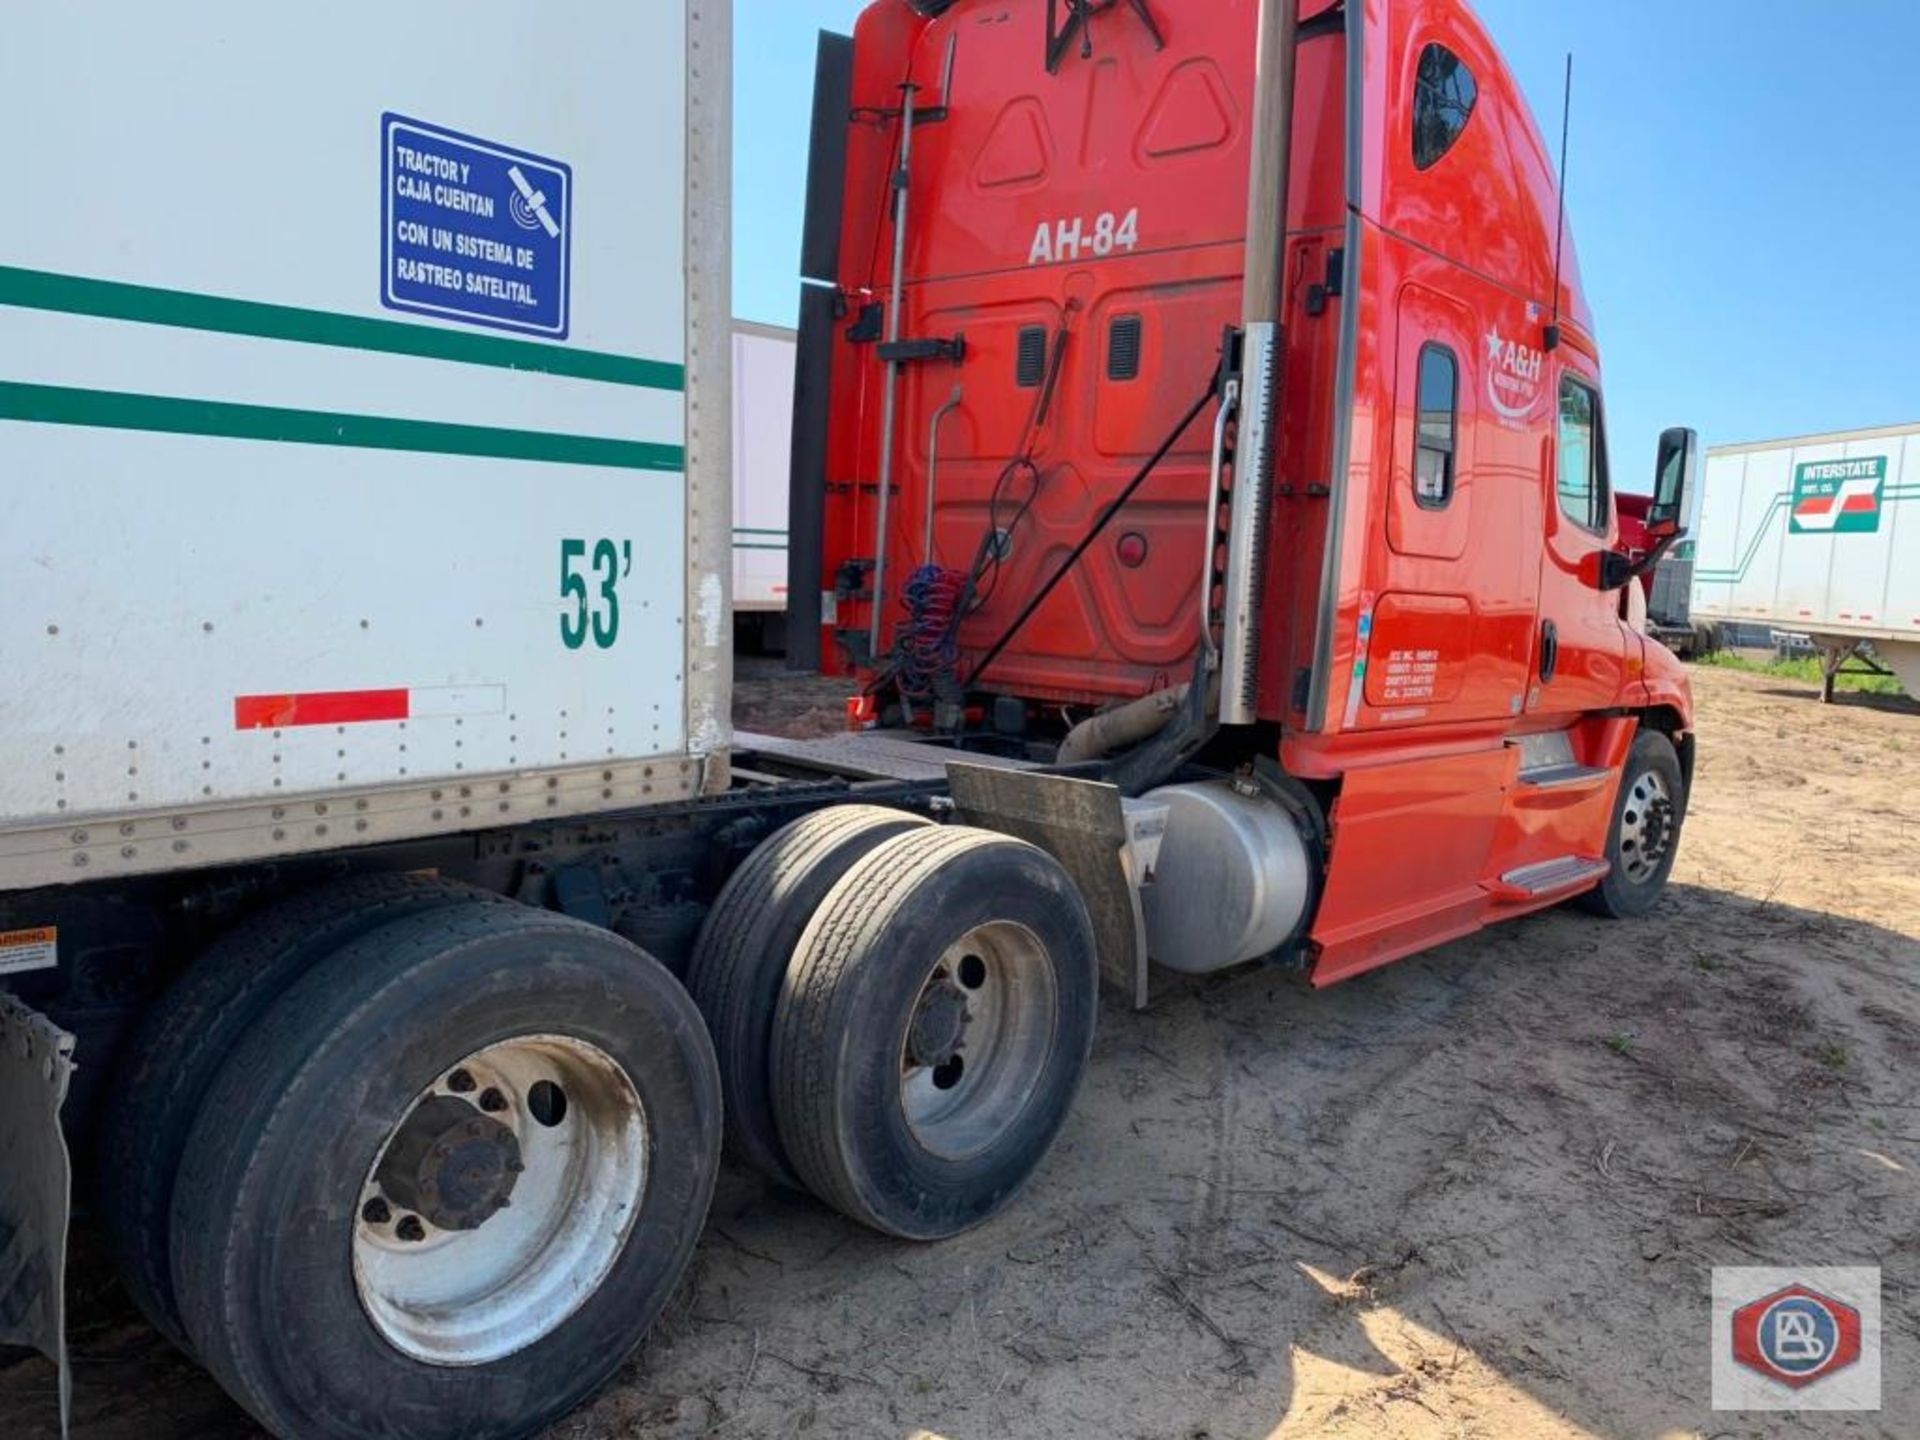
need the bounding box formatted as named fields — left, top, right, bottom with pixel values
left=382, top=113, right=571, bottom=338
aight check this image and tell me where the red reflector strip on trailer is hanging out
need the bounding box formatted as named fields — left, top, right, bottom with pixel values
left=234, top=685, right=505, bottom=730
left=235, top=688, right=410, bottom=730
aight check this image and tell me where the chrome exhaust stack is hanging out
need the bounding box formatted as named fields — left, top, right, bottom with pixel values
left=1219, top=326, right=1277, bottom=723
left=1218, top=0, right=1299, bottom=725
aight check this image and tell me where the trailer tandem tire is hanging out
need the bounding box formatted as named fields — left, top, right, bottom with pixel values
left=686, top=804, right=930, bottom=1187
left=95, top=872, right=502, bottom=1354
left=1580, top=729, right=1687, bottom=919
left=170, top=902, right=721, bottom=1440
left=770, top=826, right=1098, bottom=1240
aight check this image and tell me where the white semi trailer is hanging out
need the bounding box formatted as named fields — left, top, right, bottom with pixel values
left=1692, top=422, right=1920, bottom=701
left=731, top=321, right=797, bottom=620
left=0, top=7, right=1112, bottom=1437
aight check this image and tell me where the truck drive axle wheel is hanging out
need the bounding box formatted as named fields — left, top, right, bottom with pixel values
left=771, top=826, right=1098, bottom=1240
left=1581, top=729, right=1687, bottom=919
left=687, top=804, right=930, bottom=1188
left=169, top=902, right=720, bottom=1440
left=899, top=919, right=1061, bottom=1161
left=95, top=873, right=504, bottom=1354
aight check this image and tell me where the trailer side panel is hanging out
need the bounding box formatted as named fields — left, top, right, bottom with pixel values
left=0, top=1, right=730, bottom=887
left=1693, top=423, right=1920, bottom=643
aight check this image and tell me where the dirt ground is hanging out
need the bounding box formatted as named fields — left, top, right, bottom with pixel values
left=5, top=661, right=1916, bottom=1439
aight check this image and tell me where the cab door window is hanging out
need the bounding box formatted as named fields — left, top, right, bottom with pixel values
left=1555, top=376, right=1609, bottom=533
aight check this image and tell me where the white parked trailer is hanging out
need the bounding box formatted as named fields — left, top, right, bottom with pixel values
left=0, top=3, right=732, bottom=890
left=1691, top=422, right=1920, bottom=700
left=731, top=322, right=797, bottom=615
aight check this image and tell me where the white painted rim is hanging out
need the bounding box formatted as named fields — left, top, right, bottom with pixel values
left=352, top=1034, right=647, bottom=1367
left=899, top=920, right=1058, bottom=1162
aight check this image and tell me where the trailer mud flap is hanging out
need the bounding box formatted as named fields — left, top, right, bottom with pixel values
left=947, top=763, right=1158, bottom=1009
left=0, top=994, right=74, bottom=1437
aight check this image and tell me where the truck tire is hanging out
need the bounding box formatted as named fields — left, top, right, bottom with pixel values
left=95, top=872, right=500, bottom=1353
left=170, top=902, right=721, bottom=1440
left=770, top=826, right=1098, bottom=1240
left=1581, top=729, right=1687, bottom=919
left=686, top=804, right=930, bottom=1188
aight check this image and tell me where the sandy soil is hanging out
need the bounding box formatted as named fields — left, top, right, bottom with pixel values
left=5, top=661, right=1916, bottom=1439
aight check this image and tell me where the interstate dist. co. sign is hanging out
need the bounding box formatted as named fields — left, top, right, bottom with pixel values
left=1790, top=456, right=1887, bottom=535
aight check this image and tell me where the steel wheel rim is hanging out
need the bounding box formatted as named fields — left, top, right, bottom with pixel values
left=1618, top=768, right=1675, bottom=884
left=898, top=920, right=1058, bottom=1162
left=353, top=1034, right=647, bottom=1366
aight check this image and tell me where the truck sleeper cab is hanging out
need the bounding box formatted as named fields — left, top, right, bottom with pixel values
left=800, top=0, right=1697, bottom=984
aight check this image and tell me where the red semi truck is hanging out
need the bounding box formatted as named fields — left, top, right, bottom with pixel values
left=795, top=0, right=1699, bottom=985
left=0, top=3, right=1697, bottom=1437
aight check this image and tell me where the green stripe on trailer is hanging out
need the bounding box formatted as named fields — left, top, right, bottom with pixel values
left=732, top=526, right=789, bottom=552
left=1693, top=494, right=1787, bottom=582
left=0, top=266, right=684, bottom=392
left=1696, top=485, right=1918, bottom=583
left=0, top=381, right=683, bottom=472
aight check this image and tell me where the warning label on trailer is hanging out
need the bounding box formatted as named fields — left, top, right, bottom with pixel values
left=382, top=113, right=571, bottom=338
left=0, top=926, right=57, bottom=977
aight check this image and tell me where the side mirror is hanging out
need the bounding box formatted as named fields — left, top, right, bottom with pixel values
left=1647, top=426, right=1698, bottom=539
left=1593, top=549, right=1634, bottom=592
left=1595, top=427, right=1698, bottom=593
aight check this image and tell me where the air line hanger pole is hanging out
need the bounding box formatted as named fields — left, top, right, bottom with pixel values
left=1545, top=53, right=1572, bottom=352
left=868, top=83, right=919, bottom=661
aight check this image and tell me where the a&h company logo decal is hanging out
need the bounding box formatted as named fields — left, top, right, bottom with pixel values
left=1484, top=324, right=1544, bottom=423
left=1713, top=1267, right=1881, bottom=1411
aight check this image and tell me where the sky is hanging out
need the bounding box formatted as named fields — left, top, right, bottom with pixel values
left=733, top=0, right=1920, bottom=490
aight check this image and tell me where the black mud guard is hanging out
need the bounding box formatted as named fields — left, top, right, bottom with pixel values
left=0, top=993, right=75, bottom=1437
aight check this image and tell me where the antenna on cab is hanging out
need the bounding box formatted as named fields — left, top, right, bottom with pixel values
left=1544, top=52, right=1572, bottom=353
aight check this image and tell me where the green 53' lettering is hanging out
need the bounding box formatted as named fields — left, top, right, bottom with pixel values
left=560, top=538, right=633, bottom=650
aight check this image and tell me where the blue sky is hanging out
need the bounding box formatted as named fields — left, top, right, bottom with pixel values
left=734, top=1, right=1920, bottom=490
